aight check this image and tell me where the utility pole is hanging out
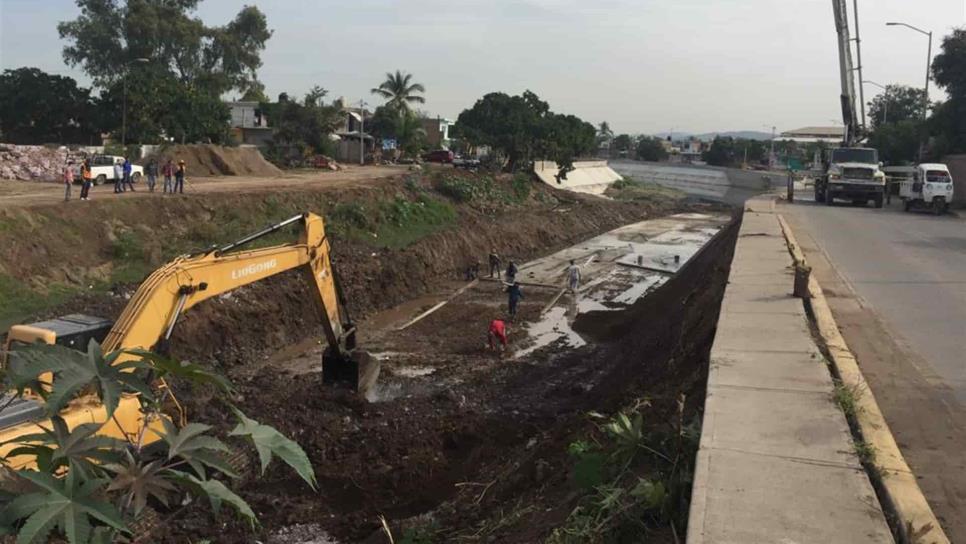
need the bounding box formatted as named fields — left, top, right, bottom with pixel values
left=853, top=0, right=867, bottom=131
left=359, top=99, right=367, bottom=166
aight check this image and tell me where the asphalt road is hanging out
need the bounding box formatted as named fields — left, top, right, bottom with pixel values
left=782, top=192, right=966, bottom=540
left=786, top=195, right=966, bottom=401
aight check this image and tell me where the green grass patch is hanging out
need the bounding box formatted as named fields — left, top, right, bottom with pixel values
left=0, top=274, right=80, bottom=331
left=606, top=177, right=686, bottom=202
left=330, top=195, right=456, bottom=249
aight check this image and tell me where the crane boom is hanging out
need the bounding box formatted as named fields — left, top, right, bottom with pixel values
left=832, top=0, right=860, bottom=146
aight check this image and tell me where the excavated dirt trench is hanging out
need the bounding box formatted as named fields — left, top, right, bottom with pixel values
left=0, top=172, right=736, bottom=542
left=162, top=212, right=740, bottom=543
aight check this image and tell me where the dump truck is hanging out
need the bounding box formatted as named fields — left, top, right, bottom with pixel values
left=0, top=212, right=376, bottom=467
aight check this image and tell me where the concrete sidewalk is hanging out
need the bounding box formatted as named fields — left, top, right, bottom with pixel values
left=687, top=199, right=893, bottom=543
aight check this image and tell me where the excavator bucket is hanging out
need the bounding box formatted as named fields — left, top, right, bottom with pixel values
left=322, top=349, right=380, bottom=395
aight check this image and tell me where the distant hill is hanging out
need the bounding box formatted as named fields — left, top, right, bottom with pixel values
left=652, top=130, right=774, bottom=141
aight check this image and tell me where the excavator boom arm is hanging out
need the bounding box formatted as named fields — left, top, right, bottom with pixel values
left=102, top=213, right=348, bottom=358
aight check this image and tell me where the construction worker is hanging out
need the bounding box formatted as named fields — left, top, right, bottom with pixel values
left=174, top=160, right=186, bottom=193
left=122, top=157, right=135, bottom=192
left=567, top=259, right=581, bottom=292
left=162, top=159, right=174, bottom=193
left=62, top=161, right=74, bottom=201
left=79, top=159, right=93, bottom=200
left=113, top=159, right=123, bottom=193
left=506, top=260, right=518, bottom=284
left=506, top=281, right=524, bottom=320
left=488, top=251, right=502, bottom=279
left=488, top=318, right=508, bottom=352
left=146, top=158, right=158, bottom=192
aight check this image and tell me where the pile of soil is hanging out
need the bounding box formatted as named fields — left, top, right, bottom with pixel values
left=145, top=144, right=282, bottom=177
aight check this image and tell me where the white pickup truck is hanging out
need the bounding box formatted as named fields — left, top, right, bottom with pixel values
left=85, top=155, right=144, bottom=185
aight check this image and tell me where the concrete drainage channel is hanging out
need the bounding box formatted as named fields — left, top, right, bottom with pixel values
left=688, top=195, right=949, bottom=544
left=249, top=212, right=738, bottom=543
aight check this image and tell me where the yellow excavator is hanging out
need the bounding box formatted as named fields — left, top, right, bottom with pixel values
left=0, top=212, right=377, bottom=467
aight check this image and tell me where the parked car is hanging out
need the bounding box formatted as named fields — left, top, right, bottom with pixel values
left=421, top=150, right=454, bottom=164
left=900, top=163, right=954, bottom=215
left=85, top=154, right=144, bottom=185
left=453, top=156, right=481, bottom=169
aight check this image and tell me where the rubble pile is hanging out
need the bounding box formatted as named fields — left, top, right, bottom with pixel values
left=0, top=144, right=71, bottom=182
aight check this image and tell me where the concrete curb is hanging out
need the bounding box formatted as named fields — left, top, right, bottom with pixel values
left=776, top=213, right=950, bottom=544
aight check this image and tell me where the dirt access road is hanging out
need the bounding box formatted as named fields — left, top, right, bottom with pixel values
left=781, top=197, right=966, bottom=542
left=0, top=165, right=408, bottom=207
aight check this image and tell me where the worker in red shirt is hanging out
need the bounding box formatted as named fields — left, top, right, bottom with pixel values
left=488, top=318, right=508, bottom=352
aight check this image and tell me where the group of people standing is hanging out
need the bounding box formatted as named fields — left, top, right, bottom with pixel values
left=484, top=250, right=582, bottom=354
left=63, top=156, right=187, bottom=202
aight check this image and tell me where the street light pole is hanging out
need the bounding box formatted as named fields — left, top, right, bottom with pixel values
left=886, top=22, right=932, bottom=159
left=886, top=22, right=932, bottom=121
left=863, top=80, right=887, bottom=125
left=121, top=57, right=150, bottom=148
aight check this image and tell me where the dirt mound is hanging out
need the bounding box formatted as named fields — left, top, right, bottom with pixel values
left=146, top=144, right=282, bottom=177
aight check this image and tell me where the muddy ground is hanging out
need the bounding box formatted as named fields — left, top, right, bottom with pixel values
left=160, top=217, right=739, bottom=543
left=1, top=169, right=736, bottom=542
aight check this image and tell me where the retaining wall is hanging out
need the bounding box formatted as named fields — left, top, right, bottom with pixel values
left=533, top=160, right=623, bottom=195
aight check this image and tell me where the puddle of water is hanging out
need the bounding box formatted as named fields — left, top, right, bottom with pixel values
left=611, top=275, right=667, bottom=305
left=393, top=366, right=436, bottom=377
left=515, top=306, right=586, bottom=358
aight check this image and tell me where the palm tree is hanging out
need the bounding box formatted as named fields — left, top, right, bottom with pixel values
left=394, top=109, right=427, bottom=157
left=598, top=121, right=613, bottom=139
left=371, top=70, right=426, bottom=110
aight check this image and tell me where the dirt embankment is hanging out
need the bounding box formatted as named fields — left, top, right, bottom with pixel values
left=0, top=170, right=709, bottom=368
left=144, top=144, right=282, bottom=176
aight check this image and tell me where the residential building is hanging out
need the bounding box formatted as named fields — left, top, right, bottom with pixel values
left=420, top=116, right=453, bottom=149
left=333, top=97, right=374, bottom=163
left=226, top=101, right=272, bottom=148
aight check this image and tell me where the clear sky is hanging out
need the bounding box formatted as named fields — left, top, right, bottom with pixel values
left=1, top=0, right=964, bottom=134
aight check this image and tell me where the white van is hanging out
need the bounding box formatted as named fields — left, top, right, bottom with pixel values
left=900, top=163, right=954, bottom=215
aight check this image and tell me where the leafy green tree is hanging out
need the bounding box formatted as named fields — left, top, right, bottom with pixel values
left=929, top=28, right=966, bottom=154
left=394, top=109, right=427, bottom=157
left=611, top=134, right=633, bottom=156
left=867, top=85, right=927, bottom=129
left=455, top=90, right=595, bottom=172
left=370, top=70, right=426, bottom=111
left=260, top=90, right=343, bottom=165
left=58, top=1, right=271, bottom=96
left=868, top=120, right=922, bottom=164
left=0, top=68, right=101, bottom=144
left=367, top=104, right=402, bottom=141
left=0, top=342, right=316, bottom=544
left=635, top=136, right=668, bottom=162
left=95, top=69, right=229, bottom=144
left=702, top=136, right=738, bottom=167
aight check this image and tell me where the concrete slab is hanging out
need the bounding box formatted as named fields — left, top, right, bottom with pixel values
left=713, top=312, right=815, bottom=353
left=703, top=385, right=858, bottom=465
left=689, top=449, right=893, bottom=544
left=710, top=350, right=830, bottom=393
left=719, top=284, right=798, bottom=313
